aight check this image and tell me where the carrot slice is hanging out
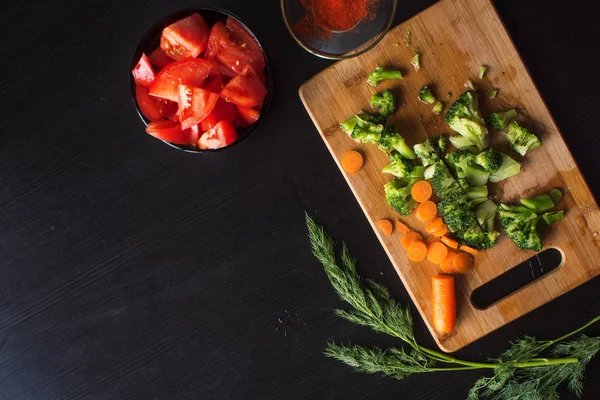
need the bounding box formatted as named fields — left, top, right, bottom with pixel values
left=454, top=252, right=474, bottom=273
left=460, top=245, right=479, bottom=256
left=376, top=219, right=393, bottom=236
left=416, top=200, right=438, bottom=222
left=407, top=240, right=428, bottom=262
left=441, top=236, right=459, bottom=249
left=425, top=218, right=445, bottom=234
left=400, top=232, right=422, bottom=249
left=427, top=242, right=449, bottom=264
left=432, top=275, right=456, bottom=334
left=430, top=223, right=448, bottom=237
left=396, top=220, right=412, bottom=234
left=440, top=252, right=457, bottom=274
left=411, top=180, right=433, bottom=202
left=425, top=236, right=441, bottom=246
left=341, top=150, right=363, bottom=173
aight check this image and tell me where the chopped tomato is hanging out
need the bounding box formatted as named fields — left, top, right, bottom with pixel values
left=132, top=53, right=156, bottom=87
left=198, top=120, right=238, bottom=149
left=220, top=66, right=267, bottom=108
left=148, top=58, right=211, bottom=102
left=146, top=120, right=189, bottom=145
left=205, top=22, right=230, bottom=61
left=225, top=17, right=262, bottom=56
left=209, top=59, right=236, bottom=78
left=160, top=13, right=209, bottom=60
left=135, top=85, right=177, bottom=121
left=192, top=87, right=219, bottom=123
left=236, top=106, right=260, bottom=126
left=177, top=84, right=219, bottom=130
left=200, top=99, right=238, bottom=131
left=205, top=21, right=265, bottom=75
left=203, top=75, right=225, bottom=93
left=188, top=124, right=201, bottom=147
left=148, top=47, right=174, bottom=70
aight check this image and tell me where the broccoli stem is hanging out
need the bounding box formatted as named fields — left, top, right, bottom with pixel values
left=542, top=210, right=564, bottom=225
left=479, top=65, right=488, bottom=79
left=340, top=115, right=361, bottom=134
left=520, top=194, right=556, bottom=213
left=549, top=189, right=563, bottom=204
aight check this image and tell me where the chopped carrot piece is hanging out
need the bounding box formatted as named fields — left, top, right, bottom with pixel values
left=427, top=242, right=449, bottom=264
left=440, top=252, right=457, bottom=274
left=425, top=217, right=445, bottom=234
left=453, top=252, right=473, bottom=273
left=341, top=150, right=363, bottom=173
left=396, top=220, right=412, bottom=234
left=441, top=236, right=459, bottom=249
left=432, top=275, right=456, bottom=334
left=430, top=223, right=448, bottom=237
left=407, top=240, right=428, bottom=262
left=460, top=245, right=479, bottom=256
left=400, top=232, right=423, bottom=249
left=411, top=180, right=433, bottom=202
left=416, top=200, right=438, bottom=222
left=376, top=219, right=393, bottom=236
left=425, top=236, right=441, bottom=246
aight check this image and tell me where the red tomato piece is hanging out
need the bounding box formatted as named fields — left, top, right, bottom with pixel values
left=135, top=85, right=177, bottom=121
left=146, top=120, right=189, bottom=145
left=205, top=21, right=265, bottom=76
left=220, top=66, right=267, bottom=108
left=205, top=22, right=230, bottom=61
left=198, top=120, right=238, bottom=149
left=200, top=99, right=238, bottom=131
left=160, top=13, right=209, bottom=60
left=132, top=53, right=156, bottom=87
left=203, top=75, right=225, bottom=93
left=148, top=47, right=174, bottom=70
left=236, top=106, right=260, bottom=126
left=226, top=17, right=262, bottom=55
left=177, top=84, right=219, bottom=130
left=149, top=58, right=211, bottom=102
left=209, top=59, right=236, bottom=78
left=188, top=124, right=201, bottom=147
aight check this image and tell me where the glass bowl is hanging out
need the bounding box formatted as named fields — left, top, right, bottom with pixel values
left=281, top=0, right=397, bottom=60
left=131, top=8, right=272, bottom=153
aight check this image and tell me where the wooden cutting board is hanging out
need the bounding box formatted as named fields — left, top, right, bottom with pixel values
left=300, top=0, right=600, bottom=352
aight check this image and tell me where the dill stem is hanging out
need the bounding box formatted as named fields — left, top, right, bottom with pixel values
left=545, top=316, right=600, bottom=348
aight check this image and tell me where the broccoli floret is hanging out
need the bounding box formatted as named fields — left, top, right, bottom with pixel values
left=419, top=85, right=436, bottom=104
left=384, top=178, right=418, bottom=216
left=466, top=185, right=489, bottom=201
left=488, top=109, right=517, bottom=131
left=476, top=199, right=498, bottom=232
left=489, top=152, right=521, bottom=183
left=474, top=148, right=503, bottom=173
left=382, top=151, right=414, bottom=178
left=439, top=193, right=477, bottom=233
left=458, top=225, right=499, bottom=250
left=549, top=189, right=563, bottom=204
left=340, top=113, right=384, bottom=143
left=479, top=65, right=488, bottom=79
left=506, top=121, right=541, bottom=156
left=431, top=161, right=463, bottom=198
left=520, top=193, right=556, bottom=213
left=378, top=126, right=416, bottom=159
left=424, top=164, right=436, bottom=180
left=411, top=53, right=420, bottom=71
left=368, top=67, right=403, bottom=86
left=371, top=89, right=399, bottom=117
left=413, top=138, right=441, bottom=167
left=340, top=112, right=384, bottom=135
left=498, top=204, right=543, bottom=251
left=435, top=135, right=449, bottom=153
left=445, top=91, right=489, bottom=151
left=432, top=102, right=443, bottom=115
left=445, top=149, right=490, bottom=187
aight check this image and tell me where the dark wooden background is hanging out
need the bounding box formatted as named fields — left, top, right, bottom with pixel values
left=1, top=0, right=599, bottom=399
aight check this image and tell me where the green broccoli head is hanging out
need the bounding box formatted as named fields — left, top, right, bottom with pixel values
left=435, top=135, right=449, bottom=153
left=445, top=149, right=490, bottom=187
left=368, top=67, right=403, bottom=86
left=439, top=193, right=477, bottom=233
left=506, top=121, right=541, bottom=156
left=488, top=109, right=517, bottom=131
left=413, top=138, right=441, bottom=167
left=340, top=114, right=384, bottom=143
left=445, top=91, right=489, bottom=151
left=371, top=89, right=399, bottom=117
left=458, top=227, right=499, bottom=250
left=475, top=148, right=503, bottom=173
left=419, top=85, right=436, bottom=104
left=340, top=112, right=384, bottom=135
left=489, top=152, right=521, bottom=183
left=384, top=178, right=418, bottom=216
left=431, top=161, right=463, bottom=198
left=378, top=126, right=417, bottom=159
left=382, top=151, right=414, bottom=178
left=498, top=204, right=543, bottom=251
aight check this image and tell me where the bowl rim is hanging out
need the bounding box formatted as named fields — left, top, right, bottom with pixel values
left=131, top=7, right=272, bottom=154
left=279, top=0, right=397, bottom=60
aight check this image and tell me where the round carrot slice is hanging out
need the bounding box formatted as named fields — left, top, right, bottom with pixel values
left=416, top=200, right=438, bottom=222
left=453, top=252, right=474, bottom=273
left=341, top=150, right=363, bottom=173
left=425, top=236, right=441, bottom=246
left=411, top=180, right=433, bottom=202
left=430, top=223, right=448, bottom=237
left=427, top=242, right=449, bottom=264
left=376, top=219, right=393, bottom=236
left=425, top=217, right=445, bottom=234
left=396, top=220, right=412, bottom=234
left=460, top=244, right=479, bottom=256
left=440, top=251, right=457, bottom=274
left=407, top=240, right=428, bottom=262
left=400, top=231, right=423, bottom=249
left=441, top=236, right=459, bottom=249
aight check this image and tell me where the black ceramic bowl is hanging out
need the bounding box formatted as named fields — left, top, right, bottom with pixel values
left=131, top=8, right=272, bottom=153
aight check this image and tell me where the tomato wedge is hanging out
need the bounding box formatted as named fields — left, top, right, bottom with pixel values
left=188, top=124, right=201, bottom=147
left=225, top=17, right=262, bottom=56
left=198, top=120, right=238, bottom=149
left=146, top=120, right=189, bottom=145
left=160, top=13, right=209, bottom=60
left=205, top=21, right=265, bottom=76
left=148, top=47, right=174, bottom=70
left=135, top=85, right=177, bottom=121
left=177, top=84, right=219, bottom=130
left=205, top=22, right=230, bottom=61
left=132, top=53, right=156, bottom=87
left=220, top=66, right=267, bottom=108
left=236, top=106, right=260, bottom=126
left=209, top=59, right=236, bottom=78
left=200, top=99, right=238, bottom=131
left=203, top=75, right=226, bottom=93
left=149, top=58, right=211, bottom=102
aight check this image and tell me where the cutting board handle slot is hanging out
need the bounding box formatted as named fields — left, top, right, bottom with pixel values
left=470, top=248, right=564, bottom=309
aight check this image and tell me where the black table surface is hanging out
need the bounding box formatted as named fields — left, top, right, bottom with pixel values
left=1, top=0, right=599, bottom=399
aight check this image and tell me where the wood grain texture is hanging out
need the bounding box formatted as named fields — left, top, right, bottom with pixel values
left=300, top=0, right=600, bottom=352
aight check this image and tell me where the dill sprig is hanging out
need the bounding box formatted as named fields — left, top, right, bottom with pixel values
left=306, top=215, right=600, bottom=400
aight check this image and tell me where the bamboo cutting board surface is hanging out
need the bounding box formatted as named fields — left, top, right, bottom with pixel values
left=300, top=0, right=600, bottom=352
